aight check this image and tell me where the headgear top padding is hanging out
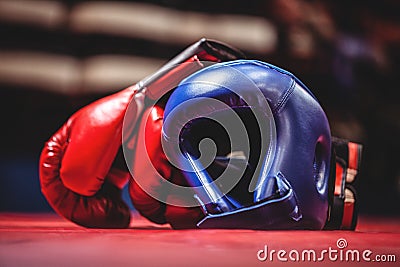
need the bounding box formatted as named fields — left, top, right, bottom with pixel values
left=162, top=60, right=332, bottom=230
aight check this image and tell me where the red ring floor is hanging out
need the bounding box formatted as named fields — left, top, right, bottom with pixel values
left=0, top=212, right=399, bottom=267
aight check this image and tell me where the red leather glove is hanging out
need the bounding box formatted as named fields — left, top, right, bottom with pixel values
left=40, top=39, right=244, bottom=228
left=128, top=105, right=204, bottom=229
left=39, top=86, right=138, bottom=228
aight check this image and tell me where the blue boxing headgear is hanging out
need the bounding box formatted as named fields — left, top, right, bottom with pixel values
left=161, top=60, right=356, bottom=230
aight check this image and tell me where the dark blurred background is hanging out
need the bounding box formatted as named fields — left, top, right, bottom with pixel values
left=0, top=0, right=399, bottom=216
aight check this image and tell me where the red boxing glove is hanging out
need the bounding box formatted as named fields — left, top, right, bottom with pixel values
left=128, top=105, right=204, bottom=229
left=40, top=38, right=244, bottom=228
left=40, top=86, right=138, bottom=228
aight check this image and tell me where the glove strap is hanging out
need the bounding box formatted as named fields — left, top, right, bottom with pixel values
left=325, top=137, right=363, bottom=230
left=137, top=38, right=245, bottom=101
left=123, top=38, right=245, bottom=147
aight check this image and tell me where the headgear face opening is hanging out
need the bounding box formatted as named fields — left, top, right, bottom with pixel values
left=162, top=60, right=332, bottom=230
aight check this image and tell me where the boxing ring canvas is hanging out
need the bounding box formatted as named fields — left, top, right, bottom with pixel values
left=0, top=212, right=398, bottom=266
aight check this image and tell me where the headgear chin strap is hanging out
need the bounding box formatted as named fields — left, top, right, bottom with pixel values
left=162, top=59, right=363, bottom=230
left=196, top=172, right=303, bottom=229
